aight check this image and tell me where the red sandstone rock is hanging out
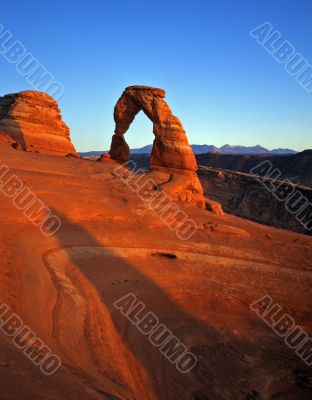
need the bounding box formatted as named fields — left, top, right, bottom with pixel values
left=111, top=86, right=197, bottom=171
left=149, top=165, right=206, bottom=208
left=0, top=145, right=311, bottom=400
left=98, top=152, right=111, bottom=162
left=110, top=133, right=130, bottom=161
left=204, top=221, right=249, bottom=236
left=0, top=91, right=77, bottom=156
left=0, top=130, right=18, bottom=147
left=205, top=197, right=225, bottom=215
left=108, top=86, right=221, bottom=210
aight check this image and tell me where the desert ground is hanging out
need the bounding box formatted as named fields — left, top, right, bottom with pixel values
left=0, top=142, right=312, bottom=399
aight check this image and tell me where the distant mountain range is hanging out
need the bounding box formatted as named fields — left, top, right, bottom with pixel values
left=189, top=144, right=297, bottom=155
left=79, top=144, right=297, bottom=157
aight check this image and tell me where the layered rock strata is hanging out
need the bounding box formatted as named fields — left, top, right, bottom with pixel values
left=0, top=91, right=77, bottom=156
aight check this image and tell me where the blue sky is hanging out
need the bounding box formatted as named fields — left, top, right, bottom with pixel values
left=1, top=0, right=311, bottom=151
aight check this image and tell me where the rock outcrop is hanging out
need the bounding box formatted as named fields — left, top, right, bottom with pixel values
left=1, top=144, right=312, bottom=400
left=108, top=85, right=213, bottom=209
left=0, top=91, right=77, bottom=156
left=198, top=165, right=312, bottom=234
left=196, top=150, right=312, bottom=188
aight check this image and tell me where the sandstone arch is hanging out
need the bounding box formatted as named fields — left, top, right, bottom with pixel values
left=107, top=86, right=218, bottom=210
left=110, top=85, right=197, bottom=171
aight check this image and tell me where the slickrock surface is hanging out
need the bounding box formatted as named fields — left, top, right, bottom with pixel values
left=108, top=86, right=208, bottom=209
left=130, top=153, right=312, bottom=234
left=0, top=91, right=77, bottom=156
left=0, top=144, right=312, bottom=399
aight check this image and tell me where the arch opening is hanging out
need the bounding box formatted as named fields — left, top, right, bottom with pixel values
left=106, top=85, right=208, bottom=209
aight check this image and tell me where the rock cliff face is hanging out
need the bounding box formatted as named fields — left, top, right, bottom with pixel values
left=196, top=151, right=312, bottom=188
left=198, top=166, right=312, bottom=234
left=108, top=86, right=213, bottom=209
left=0, top=91, right=77, bottom=156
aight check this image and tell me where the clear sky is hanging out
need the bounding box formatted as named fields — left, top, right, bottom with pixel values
left=1, top=0, right=311, bottom=152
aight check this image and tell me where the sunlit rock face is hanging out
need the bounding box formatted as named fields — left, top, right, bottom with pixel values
left=0, top=90, right=77, bottom=156
left=108, top=85, right=208, bottom=209
left=0, top=144, right=312, bottom=400
left=111, top=85, right=196, bottom=171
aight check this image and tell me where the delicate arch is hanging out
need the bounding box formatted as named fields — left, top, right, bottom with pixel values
left=109, top=86, right=197, bottom=171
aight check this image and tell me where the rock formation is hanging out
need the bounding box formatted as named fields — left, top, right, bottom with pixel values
left=198, top=165, right=312, bottom=234
left=108, top=85, right=214, bottom=209
left=111, top=86, right=196, bottom=170
left=1, top=144, right=312, bottom=400
left=197, top=150, right=312, bottom=188
left=0, top=91, right=77, bottom=156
